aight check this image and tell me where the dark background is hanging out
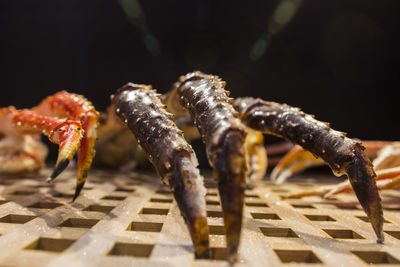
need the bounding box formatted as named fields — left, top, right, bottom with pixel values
left=1, top=0, right=399, bottom=163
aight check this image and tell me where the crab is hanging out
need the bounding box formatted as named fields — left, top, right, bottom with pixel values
left=0, top=91, right=99, bottom=200
left=107, top=71, right=384, bottom=262
left=0, top=73, right=386, bottom=262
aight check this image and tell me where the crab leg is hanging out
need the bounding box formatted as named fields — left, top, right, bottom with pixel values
left=372, top=142, right=400, bottom=171
left=170, top=72, right=248, bottom=262
left=265, top=141, right=294, bottom=167
left=233, top=97, right=384, bottom=243
left=271, top=141, right=395, bottom=184
left=33, top=91, right=99, bottom=200
left=5, top=108, right=84, bottom=175
left=285, top=166, right=400, bottom=199
left=271, top=145, right=323, bottom=184
left=114, top=83, right=210, bottom=258
left=378, top=174, right=400, bottom=190
left=245, top=128, right=267, bottom=187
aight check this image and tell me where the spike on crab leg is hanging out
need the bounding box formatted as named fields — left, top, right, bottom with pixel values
left=33, top=91, right=99, bottom=200
left=234, top=97, right=384, bottom=243
left=10, top=109, right=84, bottom=180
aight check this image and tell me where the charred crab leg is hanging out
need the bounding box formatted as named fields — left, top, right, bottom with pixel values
left=33, top=91, right=99, bottom=200
left=114, top=83, right=210, bottom=258
left=233, top=97, right=384, bottom=243
left=171, top=71, right=248, bottom=262
left=4, top=107, right=84, bottom=175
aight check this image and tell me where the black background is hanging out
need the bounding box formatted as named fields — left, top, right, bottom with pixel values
left=1, top=0, right=399, bottom=163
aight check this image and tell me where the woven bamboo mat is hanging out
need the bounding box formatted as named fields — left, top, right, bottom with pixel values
left=0, top=169, right=399, bottom=266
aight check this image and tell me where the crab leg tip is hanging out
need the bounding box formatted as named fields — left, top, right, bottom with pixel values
left=72, top=182, right=85, bottom=202
left=50, top=158, right=70, bottom=180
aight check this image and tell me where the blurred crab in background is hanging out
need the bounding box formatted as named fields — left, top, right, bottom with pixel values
left=273, top=141, right=400, bottom=198
left=0, top=91, right=99, bottom=200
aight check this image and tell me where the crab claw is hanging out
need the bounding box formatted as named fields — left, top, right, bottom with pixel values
left=271, top=145, right=324, bottom=184
left=48, top=121, right=84, bottom=181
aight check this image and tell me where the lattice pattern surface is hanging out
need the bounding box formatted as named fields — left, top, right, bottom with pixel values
left=0, top=169, right=399, bottom=266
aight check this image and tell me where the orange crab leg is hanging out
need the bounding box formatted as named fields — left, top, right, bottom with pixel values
left=285, top=166, right=400, bottom=199
left=33, top=91, right=99, bottom=200
left=378, top=174, right=400, bottom=190
left=11, top=109, right=84, bottom=177
left=265, top=141, right=294, bottom=167
left=271, top=141, right=395, bottom=184
left=271, top=145, right=323, bottom=184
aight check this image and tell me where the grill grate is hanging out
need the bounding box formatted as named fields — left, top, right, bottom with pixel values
left=0, top=169, right=399, bottom=266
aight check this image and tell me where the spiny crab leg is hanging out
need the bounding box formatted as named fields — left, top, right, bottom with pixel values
left=233, top=97, right=384, bottom=243
left=33, top=91, right=99, bottom=200
left=6, top=107, right=84, bottom=176
left=114, top=83, right=210, bottom=258
left=171, top=71, right=248, bottom=262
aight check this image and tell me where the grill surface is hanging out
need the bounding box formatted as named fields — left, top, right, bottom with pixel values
left=0, top=169, right=399, bottom=266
